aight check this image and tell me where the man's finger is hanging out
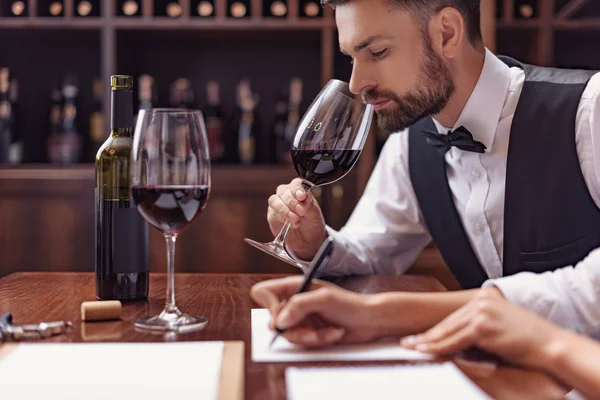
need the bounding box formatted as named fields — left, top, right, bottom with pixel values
left=403, top=304, right=473, bottom=348
left=276, top=288, right=335, bottom=330
left=283, top=326, right=345, bottom=348
left=250, top=276, right=305, bottom=313
left=416, top=325, right=479, bottom=356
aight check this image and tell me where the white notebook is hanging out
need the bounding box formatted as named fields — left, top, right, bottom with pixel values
left=286, top=363, right=492, bottom=400
left=0, top=342, right=224, bottom=400
left=252, top=308, right=432, bottom=362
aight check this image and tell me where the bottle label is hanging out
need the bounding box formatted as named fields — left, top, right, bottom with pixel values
left=96, top=193, right=150, bottom=275
left=206, top=118, right=224, bottom=159
left=113, top=202, right=150, bottom=274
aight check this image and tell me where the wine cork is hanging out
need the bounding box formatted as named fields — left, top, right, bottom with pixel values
left=81, top=301, right=122, bottom=322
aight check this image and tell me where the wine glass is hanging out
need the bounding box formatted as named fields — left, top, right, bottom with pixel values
left=131, top=108, right=211, bottom=332
left=244, top=80, right=373, bottom=268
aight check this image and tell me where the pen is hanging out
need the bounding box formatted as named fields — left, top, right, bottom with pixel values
left=269, top=236, right=335, bottom=348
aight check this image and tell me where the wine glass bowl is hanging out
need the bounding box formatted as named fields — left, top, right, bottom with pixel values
left=244, top=80, right=373, bottom=268
left=131, top=108, right=211, bottom=332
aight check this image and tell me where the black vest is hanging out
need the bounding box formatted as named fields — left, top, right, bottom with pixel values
left=408, top=57, right=600, bottom=289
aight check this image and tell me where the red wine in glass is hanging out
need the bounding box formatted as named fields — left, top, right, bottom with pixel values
left=291, top=149, right=361, bottom=186
left=132, top=185, right=210, bottom=235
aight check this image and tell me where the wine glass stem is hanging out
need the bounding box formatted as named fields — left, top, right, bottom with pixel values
left=164, top=234, right=178, bottom=314
left=273, top=221, right=292, bottom=247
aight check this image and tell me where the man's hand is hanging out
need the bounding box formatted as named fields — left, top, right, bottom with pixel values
left=267, top=178, right=327, bottom=260
left=250, top=276, right=378, bottom=347
left=401, top=288, right=562, bottom=369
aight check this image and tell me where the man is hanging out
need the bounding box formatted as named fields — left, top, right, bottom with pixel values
left=259, top=0, right=600, bottom=345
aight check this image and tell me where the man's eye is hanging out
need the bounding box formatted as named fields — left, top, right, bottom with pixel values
left=372, top=49, right=388, bottom=59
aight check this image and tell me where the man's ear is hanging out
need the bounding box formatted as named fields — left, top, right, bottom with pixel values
left=428, top=7, right=465, bottom=60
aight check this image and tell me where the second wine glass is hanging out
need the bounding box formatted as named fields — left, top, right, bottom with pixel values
left=244, top=79, right=373, bottom=268
left=131, top=108, right=211, bottom=332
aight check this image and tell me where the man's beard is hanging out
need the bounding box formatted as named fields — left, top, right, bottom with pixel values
left=363, top=36, right=455, bottom=133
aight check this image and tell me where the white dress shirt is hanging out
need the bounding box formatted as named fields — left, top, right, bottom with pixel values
left=319, top=49, right=600, bottom=334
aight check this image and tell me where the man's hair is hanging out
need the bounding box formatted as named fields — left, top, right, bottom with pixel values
left=322, top=0, right=482, bottom=45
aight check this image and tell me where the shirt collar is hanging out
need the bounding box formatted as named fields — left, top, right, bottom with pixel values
left=432, top=49, right=511, bottom=152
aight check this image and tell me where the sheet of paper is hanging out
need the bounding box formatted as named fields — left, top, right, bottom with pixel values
left=0, top=341, right=224, bottom=400
left=286, top=363, right=492, bottom=400
left=252, top=308, right=432, bottom=362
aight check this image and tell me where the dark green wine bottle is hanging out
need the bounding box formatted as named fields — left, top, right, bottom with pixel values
left=95, top=75, right=149, bottom=301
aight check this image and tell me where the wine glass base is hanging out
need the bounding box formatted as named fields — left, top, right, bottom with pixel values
left=244, top=238, right=308, bottom=270
left=134, top=309, right=208, bottom=333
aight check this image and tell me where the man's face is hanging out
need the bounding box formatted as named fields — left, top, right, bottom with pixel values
left=337, top=0, right=455, bottom=132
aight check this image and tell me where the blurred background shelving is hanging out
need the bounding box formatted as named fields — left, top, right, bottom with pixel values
left=0, top=0, right=599, bottom=287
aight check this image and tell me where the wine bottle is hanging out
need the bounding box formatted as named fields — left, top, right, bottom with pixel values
left=233, top=79, right=259, bottom=164
left=283, top=77, right=303, bottom=164
left=299, top=0, right=321, bottom=18
left=6, top=1, right=27, bottom=17
left=170, top=78, right=196, bottom=109
left=264, top=0, right=287, bottom=18
left=8, top=78, right=22, bottom=165
left=135, top=74, right=154, bottom=126
left=47, top=84, right=63, bottom=163
left=194, top=0, right=215, bottom=17
left=203, top=81, right=225, bottom=163
left=119, top=0, right=141, bottom=16
left=95, top=75, right=149, bottom=301
left=56, top=77, right=82, bottom=164
left=0, top=68, right=12, bottom=164
left=75, top=0, right=98, bottom=17
left=89, top=78, right=105, bottom=160
left=166, top=1, right=182, bottom=17
left=48, top=0, right=64, bottom=17
left=272, top=92, right=288, bottom=164
left=515, top=0, right=536, bottom=19
left=228, top=0, right=249, bottom=18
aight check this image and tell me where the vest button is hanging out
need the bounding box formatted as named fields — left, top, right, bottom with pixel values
left=475, top=223, right=485, bottom=234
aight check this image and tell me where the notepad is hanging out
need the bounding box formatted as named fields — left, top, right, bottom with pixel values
left=252, top=308, right=432, bottom=362
left=0, top=342, right=224, bottom=400
left=286, top=363, right=492, bottom=400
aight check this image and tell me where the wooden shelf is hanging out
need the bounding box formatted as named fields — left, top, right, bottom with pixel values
left=554, top=18, right=600, bottom=30
left=0, top=17, right=105, bottom=28
left=497, top=20, right=540, bottom=29
left=112, top=16, right=332, bottom=29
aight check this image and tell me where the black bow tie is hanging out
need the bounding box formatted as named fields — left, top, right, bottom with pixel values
left=423, top=126, right=487, bottom=155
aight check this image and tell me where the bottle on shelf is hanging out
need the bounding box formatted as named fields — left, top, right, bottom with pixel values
left=47, top=0, right=65, bottom=17
left=263, top=0, right=287, bottom=18
left=166, top=1, right=183, bottom=17
left=0, top=68, right=12, bottom=165
left=8, top=77, right=22, bottom=165
left=202, top=80, right=225, bottom=163
left=514, top=0, right=536, bottom=19
left=47, top=83, right=63, bottom=163
left=299, top=0, right=321, bottom=18
left=228, top=0, right=249, bottom=18
left=89, top=78, right=105, bottom=160
left=170, top=78, right=196, bottom=109
left=135, top=74, right=155, bottom=125
left=193, top=0, right=215, bottom=17
left=118, top=0, right=142, bottom=17
left=272, top=91, right=289, bottom=164
left=75, top=0, right=99, bottom=17
left=56, top=76, right=82, bottom=164
left=232, top=79, right=260, bottom=165
left=4, top=0, right=27, bottom=17
left=95, top=75, right=149, bottom=301
left=283, top=77, right=303, bottom=164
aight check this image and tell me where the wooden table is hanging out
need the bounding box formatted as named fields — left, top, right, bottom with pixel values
left=0, top=273, right=568, bottom=399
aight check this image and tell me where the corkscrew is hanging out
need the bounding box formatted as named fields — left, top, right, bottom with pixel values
left=0, top=312, right=73, bottom=341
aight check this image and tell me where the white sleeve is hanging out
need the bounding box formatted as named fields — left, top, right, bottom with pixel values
left=484, top=248, right=600, bottom=335
left=315, top=131, right=432, bottom=277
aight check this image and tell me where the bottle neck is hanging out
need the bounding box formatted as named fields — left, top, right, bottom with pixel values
left=111, top=88, right=133, bottom=133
